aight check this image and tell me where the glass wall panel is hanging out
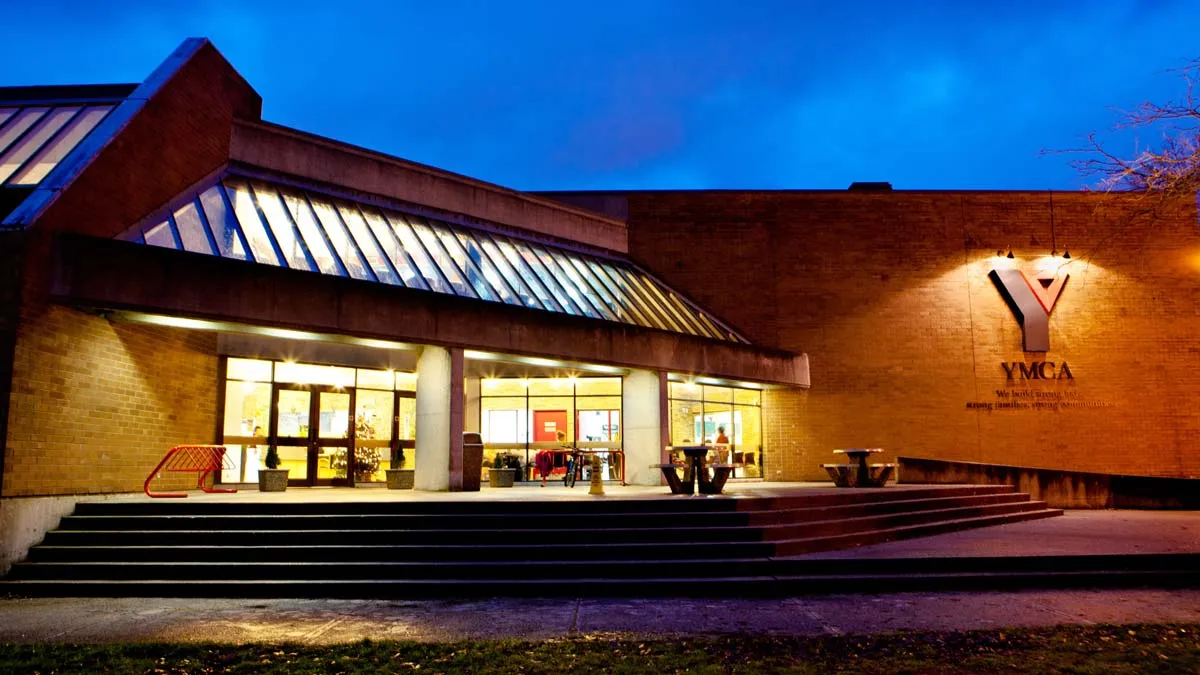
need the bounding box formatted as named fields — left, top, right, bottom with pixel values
left=481, top=399, right=528, bottom=443
left=274, top=362, right=355, bottom=387
left=9, top=106, right=109, bottom=185
left=227, top=358, right=272, bottom=382
left=529, top=396, right=575, bottom=441
left=669, top=382, right=703, bottom=401
left=528, top=378, right=572, bottom=396
left=734, top=404, right=762, bottom=477
left=734, top=388, right=761, bottom=406
left=143, top=221, right=176, bottom=249
left=482, top=378, right=527, bottom=397
left=575, top=377, right=621, bottom=396
left=199, top=185, right=249, bottom=260
left=221, top=381, right=270, bottom=482
left=338, top=204, right=400, bottom=285
left=355, top=389, right=393, bottom=481
left=669, top=398, right=699, bottom=449
left=0, top=107, right=76, bottom=183
left=703, top=385, right=733, bottom=403
left=356, top=369, right=394, bottom=390
left=395, top=371, right=417, bottom=392
left=172, top=200, right=215, bottom=255
left=225, top=180, right=281, bottom=266
left=0, top=108, right=46, bottom=156
left=281, top=191, right=343, bottom=276
left=310, top=197, right=375, bottom=281
left=253, top=183, right=314, bottom=271
left=276, top=446, right=309, bottom=480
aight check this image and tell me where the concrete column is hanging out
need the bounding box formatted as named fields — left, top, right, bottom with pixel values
left=622, top=369, right=666, bottom=486
left=415, top=345, right=464, bottom=491
left=464, top=375, right=481, bottom=433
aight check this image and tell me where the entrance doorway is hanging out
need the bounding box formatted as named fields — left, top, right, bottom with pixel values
left=271, top=385, right=354, bottom=486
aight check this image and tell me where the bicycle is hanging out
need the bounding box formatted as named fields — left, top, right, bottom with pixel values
left=563, top=447, right=583, bottom=488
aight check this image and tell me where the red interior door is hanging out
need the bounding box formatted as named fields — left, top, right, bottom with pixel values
left=533, top=410, right=568, bottom=442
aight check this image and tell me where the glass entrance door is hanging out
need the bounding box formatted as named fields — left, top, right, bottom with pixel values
left=271, top=385, right=354, bottom=486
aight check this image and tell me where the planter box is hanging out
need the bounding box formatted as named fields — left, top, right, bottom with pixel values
left=488, top=468, right=515, bottom=488
left=386, top=468, right=415, bottom=490
left=258, top=468, right=289, bottom=492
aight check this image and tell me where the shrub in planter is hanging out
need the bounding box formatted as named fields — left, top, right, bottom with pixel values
left=258, top=446, right=288, bottom=492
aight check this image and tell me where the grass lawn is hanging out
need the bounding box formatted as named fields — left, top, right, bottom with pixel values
left=1, top=623, right=1196, bottom=674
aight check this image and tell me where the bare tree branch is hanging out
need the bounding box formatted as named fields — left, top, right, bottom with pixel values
left=1050, top=58, right=1200, bottom=202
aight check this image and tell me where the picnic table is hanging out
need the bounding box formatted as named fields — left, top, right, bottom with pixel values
left=653, top=445, right=741, bottom=495
left=822, top=448, right=895, bottom=488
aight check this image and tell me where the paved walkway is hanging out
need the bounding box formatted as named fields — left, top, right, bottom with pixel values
left=1, top=509, right=1198, bottom=643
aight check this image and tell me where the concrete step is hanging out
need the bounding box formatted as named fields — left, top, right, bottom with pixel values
left=773, top=508, right=1064, bottom=556
left=763, top=500, right=1052, bottom=541
left=4, top=564, right=1197, bottom=598
left=26, top=540, right=775, bottom=563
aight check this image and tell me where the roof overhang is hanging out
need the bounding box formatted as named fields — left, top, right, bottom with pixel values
left=49, top=232, right=809, bottom=387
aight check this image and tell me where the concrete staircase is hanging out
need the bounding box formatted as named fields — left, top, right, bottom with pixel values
left=1, top=485, right=1131, bottom=598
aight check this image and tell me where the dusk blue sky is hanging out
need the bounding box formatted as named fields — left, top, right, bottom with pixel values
left=2, top=1, right=1196, bottom=191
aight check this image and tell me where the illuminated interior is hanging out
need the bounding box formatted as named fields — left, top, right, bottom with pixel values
left=668, top=381, right=763, bottom=478
left=220, top=357, right=416, bottom=485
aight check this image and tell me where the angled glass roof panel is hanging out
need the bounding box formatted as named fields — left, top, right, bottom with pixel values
left=614, top=267, right=687, bottom=333
left=143, top=220, right=177, bottom=249
left=0, top=107, right=77, bottom=184
left=593, top=262, right=668, bottom=331
left=507, top=240, right=582, bottom=316
left=252, top=182, right=316, bottom=272
left=172, top=199, right=215, bottom=255
left=0, top=109, right=15, bottom=128
left=309, top=196, right=376, bottom=282
left=489, top=236, right=563, bottom=312
left=198, top=184, right=249, bottom=261
left=0, top=108, right=47, bottom=156
left=430, top=222, right=497, bottom=302
left=124, top=174, right=749, bottom=343
left=281, top=190, right=344, bottom=276
left=540, top=247, right=614, bottom=320
left=408, top=217, right=477, bottom=299
left=473, top=233, right=546, bottom=311
left=386, top=213, right=455, bottom=294
left=337, top=203, right=401, bottom=286
left=9, top=106, right=110, bottom=185
left=455, top=231, right=523, bottom=307
left=361, top=207, right=429, bottom=290
left=224, top=179, right=282, bottom=266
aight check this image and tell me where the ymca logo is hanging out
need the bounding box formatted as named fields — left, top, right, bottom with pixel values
left=988, top=267, right=1068, bottom=352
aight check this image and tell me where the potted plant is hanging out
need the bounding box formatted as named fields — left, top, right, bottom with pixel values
left=257, top=445, right=288, bottom=492
left=488, top=453, right=516, bottom=488
left=386, top=447, right=415, bottom=489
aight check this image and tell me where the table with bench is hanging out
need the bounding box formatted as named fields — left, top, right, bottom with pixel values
left=652, top=445, right=742, bottom=495
left=821, top=448, right=896, bottom=488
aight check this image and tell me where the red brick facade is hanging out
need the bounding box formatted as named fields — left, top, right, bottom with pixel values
left=626, top=190, right=1200, bottom=480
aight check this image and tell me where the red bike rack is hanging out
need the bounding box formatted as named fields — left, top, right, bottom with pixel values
left=144, top=445, right=238, bottom=498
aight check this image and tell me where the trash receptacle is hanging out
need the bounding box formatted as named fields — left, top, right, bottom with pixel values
left=462, top=432, right=483, bottom=491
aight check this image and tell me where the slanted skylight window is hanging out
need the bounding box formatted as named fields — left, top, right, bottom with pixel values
left=0, top=105, right=114, bottom=186
left=125, top=175, right=748, bottom=343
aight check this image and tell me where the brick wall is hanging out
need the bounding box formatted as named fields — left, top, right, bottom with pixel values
left=3, top=305, right=218, bottom=496
left=627, top=191, right=1200, bottom=480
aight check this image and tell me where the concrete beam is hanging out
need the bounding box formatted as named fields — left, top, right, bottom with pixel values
left=50, top=234, right=809, bottom=388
